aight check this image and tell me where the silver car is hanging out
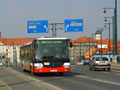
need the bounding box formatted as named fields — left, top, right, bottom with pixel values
left=89, top=57, right=111, bottom=71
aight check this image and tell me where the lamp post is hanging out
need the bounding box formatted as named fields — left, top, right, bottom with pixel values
left=80, top=42, right=82, bottom=62
left=92, top=33, right=93, bottom=56
left=103, top=0, right=118, bottom=55
left=104, top=22, right=111, bottom=58
left=92, top=33, right=95, bottom=56
left=114, top=0, right=118, bottom=55
left=104, top=17, right=115, bottom=56
left=89, top=37, right=90, bottom=60
left=100, top=28, right=104, bottom=57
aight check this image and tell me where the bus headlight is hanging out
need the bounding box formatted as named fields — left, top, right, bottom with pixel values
left=35, top=63, right=43, bottom=69
left=64, top=63, right=70, bottom=68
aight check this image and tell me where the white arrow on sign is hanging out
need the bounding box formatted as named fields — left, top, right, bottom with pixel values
left=44, top=25, right=48, bottom=32
left=65, top=24, right=69, bottom=32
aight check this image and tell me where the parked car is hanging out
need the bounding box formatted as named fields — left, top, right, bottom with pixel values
left=83, top=59, right=90, bottom=65
left=89, top=57, right=111, bottom=71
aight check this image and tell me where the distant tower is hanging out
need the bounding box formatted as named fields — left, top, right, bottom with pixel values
left=95, top=28, right=101, bottom=40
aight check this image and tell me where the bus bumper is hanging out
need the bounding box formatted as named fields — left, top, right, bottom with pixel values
left=34, top=66, right=70, bottom=73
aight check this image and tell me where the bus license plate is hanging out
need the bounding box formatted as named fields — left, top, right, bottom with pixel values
left=50, top=70, right=58, bottom=72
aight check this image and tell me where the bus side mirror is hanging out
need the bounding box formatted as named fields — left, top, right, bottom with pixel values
left=70, top=42, right=73, bottom=48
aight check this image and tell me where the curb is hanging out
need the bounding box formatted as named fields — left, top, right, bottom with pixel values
left=4, top=67, right=62, bottom=90
left=111, top=68, right=120, bottom=71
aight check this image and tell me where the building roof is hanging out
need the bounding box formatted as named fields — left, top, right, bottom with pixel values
left=97, top=39, right=113, bottom=45
left=0, top=38, right=33, bottom=45
left=75, top=36, right=97, bottom=42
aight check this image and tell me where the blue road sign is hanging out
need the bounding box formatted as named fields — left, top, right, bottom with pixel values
left=27, top=20, right=48, bottom=33
left=64, top=19, right=83, bottom=32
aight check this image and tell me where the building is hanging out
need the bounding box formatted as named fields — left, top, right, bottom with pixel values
left=94, top=39, right=120, bottom=56
left=69, top=37, right=98, bottom=62
left=0, top=38, right=33, bottom=66
left=95, top=30, right=102, bottom=40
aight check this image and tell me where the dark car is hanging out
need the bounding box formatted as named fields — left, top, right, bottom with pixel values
left=89, top=57, right=111, bottom=71
left=83, top=59, right=90, bottom=65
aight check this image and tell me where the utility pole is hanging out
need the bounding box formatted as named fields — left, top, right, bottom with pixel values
left=112, top=16, right=115, bottom=56
left=92, top=33, right=93, bottom=56
left=108, top=22, right=111, bottom=57
left=100, top=29, right=103, bottom=58
left=80, top=42, right=81, bottom=62
left=114, top=0, right=118, bottom=55
left=89, top=37, right=90, bottom=60
left=103, top=0, right=118, bottom=55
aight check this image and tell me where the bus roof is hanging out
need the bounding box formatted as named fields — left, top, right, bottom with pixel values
left=21, top=37, right=69, bottom=47
left=35, top=37, right=69, bottom=40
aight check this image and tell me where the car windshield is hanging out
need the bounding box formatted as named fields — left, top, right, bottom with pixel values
left=96, top=57, right=108, bottom=61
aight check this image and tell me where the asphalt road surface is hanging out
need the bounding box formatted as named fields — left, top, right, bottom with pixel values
left=1, top=65, right=120, bottom=90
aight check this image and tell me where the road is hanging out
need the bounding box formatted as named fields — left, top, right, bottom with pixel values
left=0, top=65, right=120, bottom=90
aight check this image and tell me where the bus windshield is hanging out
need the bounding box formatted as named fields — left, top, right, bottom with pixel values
left=35, top=40, right=69, bottom=62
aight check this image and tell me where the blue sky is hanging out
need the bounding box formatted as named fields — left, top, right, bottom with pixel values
left=0, top=0, right=119, bottom=40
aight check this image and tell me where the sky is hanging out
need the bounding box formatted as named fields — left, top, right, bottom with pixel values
left=0, top=0, right=119, bottom=40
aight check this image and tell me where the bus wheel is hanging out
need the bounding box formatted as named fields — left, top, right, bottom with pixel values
left=58, top=72, right=64, bottom=76
left=31, top=71, right=35, bottom=75
left=30, top=67, right=35, bottom=75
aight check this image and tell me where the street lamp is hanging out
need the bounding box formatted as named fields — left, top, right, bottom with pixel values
left=89, top=37, right=90, bottom=60
left=79, top=42, right=82, bottom=62
left=104, top=16, right=115, bottom=56
left=104, top=22, right=112, bottom=58
left=103, top=0, right=118, bottom=55
left=104, top=16, right=114, bottom=57
left=100, top=28, right=104, bottom=57
left=92, top=33, right=96, bottom=56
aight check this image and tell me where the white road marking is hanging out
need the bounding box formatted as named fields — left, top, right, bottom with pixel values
left=0, top=79, right=12, bottom=90
left=115, top=73, right=120, bottom=76
left=102, top=72, right=110, bottom=74
left=75, top=75, right=120, bottom=86
left=112, top=70, right=120, bottom=73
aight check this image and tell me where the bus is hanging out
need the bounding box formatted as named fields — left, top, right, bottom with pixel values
left=20, top=37, right=72, bottom=75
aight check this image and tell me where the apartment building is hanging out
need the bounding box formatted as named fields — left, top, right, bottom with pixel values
left=0, top=38, right=33, bottom=65
left=69, top=37, right=98, bottom=62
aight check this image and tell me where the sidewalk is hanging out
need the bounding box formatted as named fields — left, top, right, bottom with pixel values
left=0, top=67, right=61, bottom=90
left=111, top=63, right=120, bottom=71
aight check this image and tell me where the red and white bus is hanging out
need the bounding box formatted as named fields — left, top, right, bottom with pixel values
left=20, top=37, right=71, bottom=75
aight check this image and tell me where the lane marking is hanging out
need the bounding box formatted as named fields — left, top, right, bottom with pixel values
left=102, top=72, right=110, bottom=74
left=72, top=74, right=120, bottom=86
left=115, top=73, right=120, bottom=76
left=112, top=70, right=120, bottom=73
left=90, top=79, right=120, bottom=86
left=0, top=79, right=12, bottom=90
